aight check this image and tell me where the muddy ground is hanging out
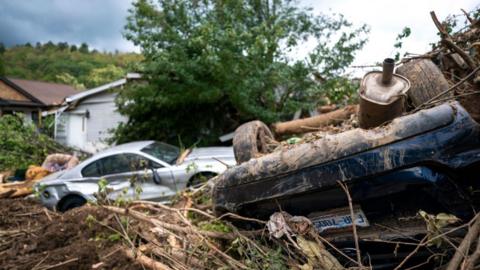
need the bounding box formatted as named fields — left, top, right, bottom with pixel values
left=0, top=198, right=142, bottom=270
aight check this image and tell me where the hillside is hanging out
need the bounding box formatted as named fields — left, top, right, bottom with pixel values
left=0, top=42, right=142, bottom=89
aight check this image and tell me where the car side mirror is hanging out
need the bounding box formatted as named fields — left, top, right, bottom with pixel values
left=151, top=168, right=161, bottom=184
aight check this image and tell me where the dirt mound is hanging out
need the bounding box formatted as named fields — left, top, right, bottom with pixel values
left=0, top=198, right=141, bottom=270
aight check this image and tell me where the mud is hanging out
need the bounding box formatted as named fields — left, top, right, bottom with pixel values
left=0, top=198, right=142, bottom=270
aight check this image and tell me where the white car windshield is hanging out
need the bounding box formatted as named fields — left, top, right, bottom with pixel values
left=141, top=142, right=180, bottom=165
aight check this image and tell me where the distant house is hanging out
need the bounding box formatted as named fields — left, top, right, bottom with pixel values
left=0, top=77, right=77, bottom=125
left=54, top=73, right=141, bottom=153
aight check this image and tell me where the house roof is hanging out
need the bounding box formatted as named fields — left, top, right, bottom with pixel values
left=65, top=78, right=126, bottom=103
left=65, top=73, right=141, bottom=103
left=6, top=78, right=78, bottom=106
left=0, top=99, right=40, bottom=107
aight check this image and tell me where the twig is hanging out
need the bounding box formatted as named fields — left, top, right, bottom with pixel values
left=216, top=212, right=267, bottom=224
left=464, top=232, right=480, bottom=270
left=212, top=157, right=231, bottom=168
left=461, top=8, right=475, bottom=25
left=42, top=208, right=52, bottom=222
left=337, top=180, right=363, bottom=268
left=31, top=253, right=49, bottom=270
left=101, top=247, right=122, bottom=260
left=414, top=65, right=480, bottom=111
left=313, top=233, right=360, bottom=266
left=38, top=257, right=78, bottom=270
left=430, top=11, right=477, bottom=70
left=446, top=213, right=480, bottom=270
left=123, top=248, right=172, bottom=270
left=103, top=205, right=239, bottom=240
left=404, top=251, right=447, bottom=270
left=426, top=90, right=480, bottom=105
left=394, top=235, right=429, bottom=270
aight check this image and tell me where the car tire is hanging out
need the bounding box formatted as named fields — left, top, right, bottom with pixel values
left=58, top=195, right=86, bottom=212
left=396, top=59, right=450, bottom=108
left=233, top=120, right=275, bottom=164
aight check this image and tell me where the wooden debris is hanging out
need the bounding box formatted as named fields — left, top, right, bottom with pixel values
left=272, top=105, right=358, bottom=135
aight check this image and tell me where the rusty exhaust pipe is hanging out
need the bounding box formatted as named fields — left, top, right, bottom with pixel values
left=358, top=57, right=410, bottom=129
left=381, top=58, right=395, bottom=84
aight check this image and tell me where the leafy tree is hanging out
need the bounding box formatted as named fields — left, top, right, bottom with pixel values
left=0, top=115, right=71, bottom=171
left=57, top=42, right=69, bottom=50
left=84, top=64, right=125, bottom=87
left=115, top=0, right=368, bottom=145
left=393, top=27, right=411, bottom=61
left=55, top=72, right=86, bottom=89
left=79, top=42, right=89, bottom=53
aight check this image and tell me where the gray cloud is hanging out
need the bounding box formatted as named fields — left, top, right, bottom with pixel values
left=0, top=0, right=137, bottom=52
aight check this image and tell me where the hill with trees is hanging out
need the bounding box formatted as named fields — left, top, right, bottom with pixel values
left=1, top=42, right=142, bottom=89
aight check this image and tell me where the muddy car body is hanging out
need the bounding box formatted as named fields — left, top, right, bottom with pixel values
left=37, top=141, right=235, bottom=211
left=214, top=101, right=480, bottom=230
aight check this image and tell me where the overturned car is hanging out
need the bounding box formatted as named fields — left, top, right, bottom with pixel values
left=212, top=59, right=480, bottom=267
left=213, top=101, right=480, bottom=222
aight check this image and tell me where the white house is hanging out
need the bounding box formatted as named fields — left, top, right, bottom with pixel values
left=54, top=73, right=141, bottom=153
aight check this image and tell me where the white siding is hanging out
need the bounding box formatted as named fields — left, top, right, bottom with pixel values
left=56, top=91, right=127, bottom=153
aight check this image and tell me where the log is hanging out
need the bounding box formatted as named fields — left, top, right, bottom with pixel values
left=0, top=178, right=44, bottom=198
left=446, top=213, right=480, bottom=270
left=123, top=248, right=172, bottom=270
left=0, top=189, right=16, bottom=199
left=272, top=105, right=358, bottom=135
left=317, top=104, right=337, bottom=114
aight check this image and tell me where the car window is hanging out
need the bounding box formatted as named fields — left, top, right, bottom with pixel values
left=128, top=154, right=163, bottom=170
left=81, top=161, right=102, bottom=177
left=81, top=154, right=162, bottom=177
left=141, top=142, right=180, bottom=165
left=101, top=154, right=132, bottom=175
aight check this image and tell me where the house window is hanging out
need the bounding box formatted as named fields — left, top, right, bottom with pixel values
left=32, top=111, right=39, bottom=124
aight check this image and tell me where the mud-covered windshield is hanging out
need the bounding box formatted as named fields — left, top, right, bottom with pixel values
left=141, top=142, right=180, bottom=165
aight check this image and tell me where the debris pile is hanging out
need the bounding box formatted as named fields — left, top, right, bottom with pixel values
left=0, top=198, right=141, bottom=270
left=0, top=154, right=79, bottom=199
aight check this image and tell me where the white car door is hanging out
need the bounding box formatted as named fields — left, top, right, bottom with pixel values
left=96, top=153, right=176, bottom=202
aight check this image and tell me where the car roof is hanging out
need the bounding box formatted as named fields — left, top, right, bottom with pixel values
left=98, top=140, right=155, bottom=155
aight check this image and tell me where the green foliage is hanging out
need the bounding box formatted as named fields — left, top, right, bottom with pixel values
left=198, top=220, right=232, bottom=233
left=94, top=177, right=112, bottom=204
left=2, top=42, right=142, bottom=89
left=84, top=64, right=126, bottom=88
left=0, top=115, right=70, bottom=171
left=393, top=27, right=411, bottom=61
left=114, top=0, right=369, bottom=145
left=33, top=183, right=47, bottom=199
left=231, top=238, right=288, bottom=269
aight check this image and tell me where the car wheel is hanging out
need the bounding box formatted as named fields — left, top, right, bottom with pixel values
left=58, top=195, right=86, bottom=212
left=396, top=59, right=450, bottom=108
left=233, top=120, right=275, bottom=164
left=188, top=172, right=217, bottom=187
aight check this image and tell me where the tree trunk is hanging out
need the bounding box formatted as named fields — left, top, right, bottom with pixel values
left=272, top=105, right=358, bottom=135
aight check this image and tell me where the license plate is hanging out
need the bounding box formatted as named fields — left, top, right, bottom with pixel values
left=309, top=206, right=370, bottom=232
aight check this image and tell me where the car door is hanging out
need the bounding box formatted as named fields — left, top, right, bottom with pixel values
left=99, top=153, right=176, bottom=202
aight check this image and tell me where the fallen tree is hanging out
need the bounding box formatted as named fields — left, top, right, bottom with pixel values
left=272, top=105, right=358, bottom=135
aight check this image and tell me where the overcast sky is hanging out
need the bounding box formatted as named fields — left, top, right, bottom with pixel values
left=0, top=0, right=478, bottom=70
